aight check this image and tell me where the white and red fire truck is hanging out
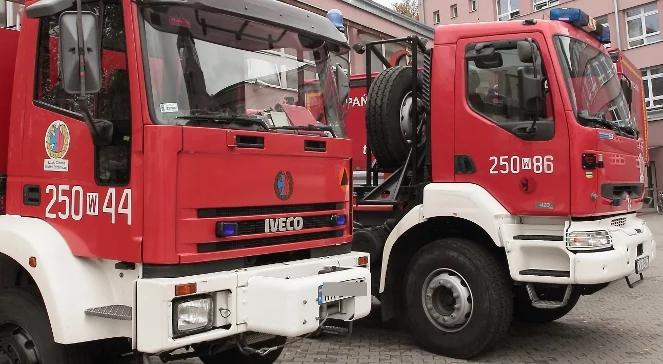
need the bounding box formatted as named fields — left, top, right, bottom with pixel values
left=0, top=0, right=370, bottom=362
left=343, top=8, right=656, bottom=359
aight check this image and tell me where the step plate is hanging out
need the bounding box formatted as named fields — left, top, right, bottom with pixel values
left=85, top=305, right=132, bottom=321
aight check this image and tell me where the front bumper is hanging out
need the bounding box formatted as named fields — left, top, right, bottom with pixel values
left=135, top=252, right=371, bottom=353
left=503, top=214, right=656, bottom=285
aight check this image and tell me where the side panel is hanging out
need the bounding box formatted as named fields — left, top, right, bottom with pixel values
left=379, top=183, right=509, bottom=291
left=0, top=216, right=135, bottom=343
left=0, top=29, right=19, bottom=174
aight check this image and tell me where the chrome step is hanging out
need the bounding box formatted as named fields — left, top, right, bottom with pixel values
left=85, top=305, right=132, bottom=320
left=526, top=284, right=572, bottom=309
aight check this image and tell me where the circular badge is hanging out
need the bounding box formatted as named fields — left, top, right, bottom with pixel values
left=274, top=171, right=294, bottom=200
left=44, top=120, right=70, bottom=160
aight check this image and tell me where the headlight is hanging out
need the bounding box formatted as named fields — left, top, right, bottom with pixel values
left=173, top=295, right=214, bottom=337
left=566, top=230, right=612, bottom=251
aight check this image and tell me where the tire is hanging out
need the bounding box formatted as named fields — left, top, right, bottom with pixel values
left=513, top=285, right=581, bottom=323
left=404, top=238, right=512, bottom=359
left=366, top=66, right=420, bottom=171
left=197, top=336, right=286, bottom=364
left=0, top=289, right=89, bottom=364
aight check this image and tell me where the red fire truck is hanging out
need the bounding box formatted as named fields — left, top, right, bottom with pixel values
left=0, top=0, right=370, bottom=362
left=347, top=8, right=656, bottom=359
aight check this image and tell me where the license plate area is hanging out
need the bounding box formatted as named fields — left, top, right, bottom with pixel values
left=317, top=280, right=367, bottom=304
left=636, top=256, right=650, bottom=274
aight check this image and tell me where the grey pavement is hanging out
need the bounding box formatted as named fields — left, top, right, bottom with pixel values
left=162, top=213, right=663, bottom=364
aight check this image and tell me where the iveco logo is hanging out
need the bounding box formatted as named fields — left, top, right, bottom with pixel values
left=265, top=217, right=304, bottom=233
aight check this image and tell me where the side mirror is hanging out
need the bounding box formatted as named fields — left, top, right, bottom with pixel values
left=59, top=11, right=101, bottom=94
left=517, top=40, right=534, bottom=63
left=335, top=64, right=350, bottom=105
left=467, top=46, right=503, bottom=69
left=621, top=77, right=633, bottom=110
left=25, top=0, right=73, bottom=18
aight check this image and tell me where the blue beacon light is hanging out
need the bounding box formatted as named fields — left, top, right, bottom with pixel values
left=550, top=8, right=611, bottom=44
left=327, top=9, right=345, bottom=32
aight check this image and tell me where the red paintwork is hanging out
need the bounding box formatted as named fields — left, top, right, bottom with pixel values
left=347, top=20, right=643, bottom=217
left=0, top=29, right=19, bottom=175
left=4, top=0, right=352, bottom=264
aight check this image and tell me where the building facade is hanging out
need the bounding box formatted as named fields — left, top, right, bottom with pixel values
left=420, top=0, right=663, bottom=205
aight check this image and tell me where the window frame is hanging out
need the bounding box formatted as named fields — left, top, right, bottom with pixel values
left=464, top=38, right=554, bottom=141
left=625, top=3, right=661, bottom=49
left=469, top=0, right=477, bottom=13
left=642, top=66, right=663, bottom=110
left=433, top=10, right=440, bottom=24
left=450, top=4, right=458, bottom=19
left=496, top=0, right=519, bottom=21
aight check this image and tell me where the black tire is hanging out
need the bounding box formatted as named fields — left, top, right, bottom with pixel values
left=0, top=289, right=89, bottom=364
left=366, top=66, right=418, bottom=171
left=513, top=285, right=581, bottom=323
left=197, top=336, right=286, bottom=364
left=404, top=238, right=512, bottom=359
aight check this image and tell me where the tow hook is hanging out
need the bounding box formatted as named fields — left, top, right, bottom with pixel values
left=625, top=272, right=644, bottom=288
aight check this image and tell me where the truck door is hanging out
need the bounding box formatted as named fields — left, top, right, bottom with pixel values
left=17, top=0, right=141, bottom=261
left=453, top=34, right=570, bottom=215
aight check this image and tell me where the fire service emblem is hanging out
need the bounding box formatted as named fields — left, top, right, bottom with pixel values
left=274, top=171, right=294, bottom=200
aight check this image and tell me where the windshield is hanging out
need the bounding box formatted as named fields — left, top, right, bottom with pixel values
left=554, top=36, right=637, bottom=137
left=140, top=5, right=347, bottom=137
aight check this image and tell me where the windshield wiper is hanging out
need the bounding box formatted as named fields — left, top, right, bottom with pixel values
left=270, top=124, right=337, bottom=137
left=176, top=114, right=269, bottom=130
left=576, top=114, right=637, bottom=138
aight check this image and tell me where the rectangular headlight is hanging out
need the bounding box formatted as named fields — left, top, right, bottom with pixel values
left=566, top=230, right=612, bottom=251
left=173, top=295, right=214, bottom=337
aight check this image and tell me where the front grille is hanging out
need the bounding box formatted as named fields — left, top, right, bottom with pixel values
left=234, top=214, right=337, bottom=235
left=198, top=202, right=343, bottom=218
left=611, top=217, right=627, bottom=228
left=198, top=230, right=344, bottom=253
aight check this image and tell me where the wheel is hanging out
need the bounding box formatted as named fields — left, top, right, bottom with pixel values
left=0, top=289, right=89, bottom=364
left=197, top=336, right=286, bottom=364
left=404, top=238, right=512, bottom=359
left=366, top=66, right=422, bottom=171
left=513, top=285, right=581, bottom=323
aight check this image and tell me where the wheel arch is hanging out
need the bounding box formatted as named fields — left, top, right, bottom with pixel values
left=0, top=216, right=133, bottom=344
left=377, top=184, right=511, bottom=322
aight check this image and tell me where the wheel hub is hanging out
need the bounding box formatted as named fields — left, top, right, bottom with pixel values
left=422, top=269, right=473, bottom=332
left=0, top=325, right=40, bottom=364
left=399, top=91, right=414, bottom=141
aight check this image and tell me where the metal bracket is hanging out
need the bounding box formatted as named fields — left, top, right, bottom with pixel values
left=625, top=273, right=644, bottom=288
left=526, top=284, right=572, bottom=309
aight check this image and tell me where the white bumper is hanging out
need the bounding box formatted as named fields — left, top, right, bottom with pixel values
left=136, top=252, right=371, bottom=353
left=503, top=214, right=656, bottom=285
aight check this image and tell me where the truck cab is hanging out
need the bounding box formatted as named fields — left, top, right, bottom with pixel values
left=0, top=0, right=370, bottom=362
left=351, top=8, right=656, bottom=359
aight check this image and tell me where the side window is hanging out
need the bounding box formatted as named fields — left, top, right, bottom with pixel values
left=465, top=40, right=554, bottom=140
left=35, top=0, right=131, bottom=185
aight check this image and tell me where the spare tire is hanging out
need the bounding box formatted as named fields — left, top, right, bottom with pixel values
left=366, top=66, right=420, bottom=171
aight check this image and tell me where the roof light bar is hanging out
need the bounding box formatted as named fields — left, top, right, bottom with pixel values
left=550, top=8, right=611, bottom=44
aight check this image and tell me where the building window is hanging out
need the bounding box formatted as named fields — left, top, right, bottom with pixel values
left=469, top=0, right=477, bottom=12
left=497, top=0, right=519, bottom=21
left=450, top=4, right=458, bottom=18
left=433, top=10, right=440, bottom=24
left=625, top=3, right=661, bottom=48
left=595, top=15, right=609, bottom=29
left=533, top=0, right=559, bottom=12
left=642, top=66, right=663, bottom=110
